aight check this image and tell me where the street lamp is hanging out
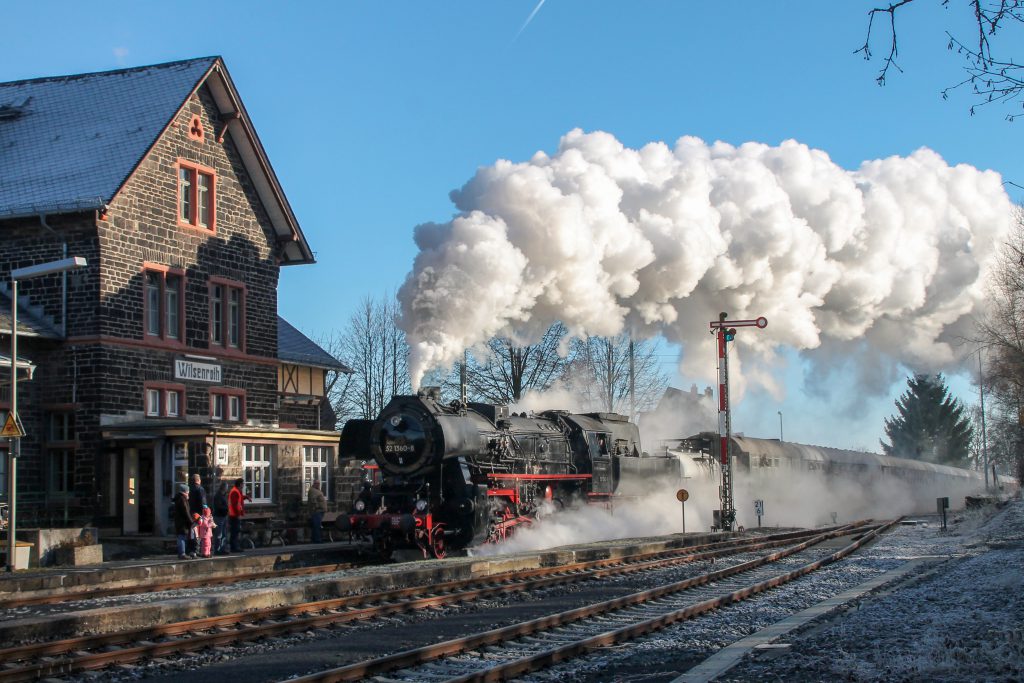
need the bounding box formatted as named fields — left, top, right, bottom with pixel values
left=6, top=256, right=87, bottom=572
left=778, top=411, right=784, bottom=443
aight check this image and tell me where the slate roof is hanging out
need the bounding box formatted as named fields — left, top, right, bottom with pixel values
left=277, top=316, right=351, bottom=372
left=0, top=58, right=214, bottom=219
left=0, top=290, right=62, bottom=339
left=0, top=58, right=315, bottom=264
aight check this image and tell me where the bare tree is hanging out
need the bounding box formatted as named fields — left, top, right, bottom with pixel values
left=563, top=334, right=667, bottom=418
left=857, top=0, right=1024, bottom=119
left=975, top=207, right=1024, bottom=481
left=329, top=294, right=411, bottom=421
left=464, top=323, right=571, bottom=404
left=315, top=332, right=357, bottom=430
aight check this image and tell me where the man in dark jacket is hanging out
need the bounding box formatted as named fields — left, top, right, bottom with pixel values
left=307, top=480, right=327, bottom=543
left=189, top=473, right=207, bottom=515
left=173, top=483, right=195, bottom=559
left=212, top=481, right=229, bottom=554
left=187, top=474, right=206, bottom=556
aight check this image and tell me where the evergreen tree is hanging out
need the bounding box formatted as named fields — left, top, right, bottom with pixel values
left=881, top=374, right=973, bottom=466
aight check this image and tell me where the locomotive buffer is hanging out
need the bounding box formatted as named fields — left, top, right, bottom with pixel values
left=709, top=312, right=767, bottom=531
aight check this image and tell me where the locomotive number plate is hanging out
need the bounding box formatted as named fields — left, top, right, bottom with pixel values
left=384, top=444, right=415, bottom=453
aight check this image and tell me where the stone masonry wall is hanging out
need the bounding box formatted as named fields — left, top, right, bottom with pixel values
left=0, top=81, right=335, bottom=528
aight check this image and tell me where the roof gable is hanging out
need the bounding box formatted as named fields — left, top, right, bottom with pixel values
left=0, top=57, right=314, bottom=264
left=0, top=58, right=214, bottom=219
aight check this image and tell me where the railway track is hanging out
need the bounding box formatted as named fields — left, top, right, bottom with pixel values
left=0, top=559, right=371, bottom=609
left=288, top=520, right=897, bottom=682
left=0, top=524, right=875, bottom=681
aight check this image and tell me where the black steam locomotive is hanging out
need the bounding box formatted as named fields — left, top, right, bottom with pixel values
left=337, top=388, right=670, bottom=558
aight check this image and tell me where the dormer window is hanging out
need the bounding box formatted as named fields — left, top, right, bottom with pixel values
left=177, top=159, right=215, bottom=232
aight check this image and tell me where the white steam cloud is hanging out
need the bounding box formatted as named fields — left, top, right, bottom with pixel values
left=399, top=130, right=1012, bottom=396
left=469, top=464, right=986, bottom=557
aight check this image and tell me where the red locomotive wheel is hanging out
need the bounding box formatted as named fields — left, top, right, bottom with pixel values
left=430, top=523, right=447, bottom=559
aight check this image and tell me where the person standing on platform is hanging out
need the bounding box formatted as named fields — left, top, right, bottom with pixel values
left=307, top=480, right=327, bottom=543
left=197, top=505, right=216, bottom=558
left=228, top=478, right=250, bottom=553
left=173, top=484, right=195, bottom=559
left=189, top=473, right=207, bottom=515
left=212, top=481, right=229, bottom=555
left=187, top=473, right=207, bottom=557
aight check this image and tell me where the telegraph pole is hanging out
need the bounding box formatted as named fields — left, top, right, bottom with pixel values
left=979, top=349, right=989, bottom=491
left=709, top=312, right=767, bottom=531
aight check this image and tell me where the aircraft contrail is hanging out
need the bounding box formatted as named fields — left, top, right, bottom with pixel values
left=514, top=0, right=547, bottom=42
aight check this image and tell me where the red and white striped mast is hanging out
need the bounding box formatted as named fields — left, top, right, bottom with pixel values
left=709, top=312, right=767, bottom=530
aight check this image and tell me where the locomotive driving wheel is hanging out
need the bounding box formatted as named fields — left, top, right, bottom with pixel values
left=429, top=523, right=446, bottom=559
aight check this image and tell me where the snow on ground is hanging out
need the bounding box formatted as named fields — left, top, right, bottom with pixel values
left=720, top=498, right=1024, bottom=682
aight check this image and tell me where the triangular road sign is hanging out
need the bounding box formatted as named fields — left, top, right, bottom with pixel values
left=1, top=412, right=25, bottom=438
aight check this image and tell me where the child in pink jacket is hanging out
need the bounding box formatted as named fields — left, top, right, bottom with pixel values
left=197, top=506, right=217, bottom=558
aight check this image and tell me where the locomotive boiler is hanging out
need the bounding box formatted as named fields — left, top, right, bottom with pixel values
left=336, top=388, right=670, bottom=558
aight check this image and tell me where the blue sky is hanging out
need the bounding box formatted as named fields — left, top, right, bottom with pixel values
left=4, top=2, right=1020, bottom=451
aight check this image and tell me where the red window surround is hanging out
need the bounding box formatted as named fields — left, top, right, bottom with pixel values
left=176, top=158, right=216, bottom=233
left=208, top=276, right=246, bottom=354
left=143, top=382, right=186, bottom=418
left=210, top=387, right=246, bottom=423
left=142, top=263, right=186, bottom=349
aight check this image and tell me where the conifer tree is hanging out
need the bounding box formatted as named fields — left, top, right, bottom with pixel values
left=881, top=374, right=973, bottom=467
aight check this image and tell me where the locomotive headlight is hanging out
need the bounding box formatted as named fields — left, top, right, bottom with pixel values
left=354, top=499, right=367, bottom=513
left=414, top=499, right=428, bottom=513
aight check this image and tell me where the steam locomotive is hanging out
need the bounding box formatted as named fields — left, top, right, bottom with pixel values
left=336, top=388, right=677, bottom=558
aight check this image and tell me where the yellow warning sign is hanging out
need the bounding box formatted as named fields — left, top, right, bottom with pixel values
left=1, top=412, right=25, bottom=438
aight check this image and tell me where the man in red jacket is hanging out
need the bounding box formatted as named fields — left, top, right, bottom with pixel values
left=228, top=478, right=251, bottom=552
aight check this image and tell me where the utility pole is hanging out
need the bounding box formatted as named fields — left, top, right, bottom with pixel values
left=709, top=312, right=767, bottom=531
left=628, top=338, right=636, bottom=422
left=979, top=349, right=989, bottom=491
left=460, top=349, right=468, bottom=405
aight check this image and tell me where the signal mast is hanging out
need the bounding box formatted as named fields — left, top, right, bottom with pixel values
left=709, top=312, right=767, bottom=530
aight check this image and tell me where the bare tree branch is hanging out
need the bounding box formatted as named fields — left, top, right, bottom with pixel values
left=855, top=0, right=917, bottom=85
left=859, top=0, right=1024, bottom=119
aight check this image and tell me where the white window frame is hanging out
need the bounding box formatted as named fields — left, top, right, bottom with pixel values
left=243, top=444, right=274, bottom=504
left=229, top=395, right=241, bottom=422
left=302, top=445, right=331, bottom=500
left=211, top=394, right=224, bottom=421
left=146, top=389, right=161, bottom=416
left=167, top=391, right=180, bottom=417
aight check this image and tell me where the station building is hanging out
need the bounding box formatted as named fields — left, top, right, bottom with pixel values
left=0, top=57, right=350, bottom=537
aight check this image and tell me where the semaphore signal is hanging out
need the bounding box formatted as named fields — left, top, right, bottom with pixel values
left=709, top=312, right=767, bottom=530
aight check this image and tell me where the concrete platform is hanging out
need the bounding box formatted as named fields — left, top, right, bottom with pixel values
left=0, top=531, right=730, bottom=645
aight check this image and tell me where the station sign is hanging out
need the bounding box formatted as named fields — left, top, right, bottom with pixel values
left=174, top=357, right=222, bottom=383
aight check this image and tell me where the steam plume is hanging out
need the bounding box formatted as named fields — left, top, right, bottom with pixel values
left=399, top=130, right=1012, bottom=396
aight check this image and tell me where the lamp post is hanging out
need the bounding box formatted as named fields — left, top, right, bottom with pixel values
left=7, top=256, right=87, bottom=572
left=778, top=411, right=784, bottom=442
